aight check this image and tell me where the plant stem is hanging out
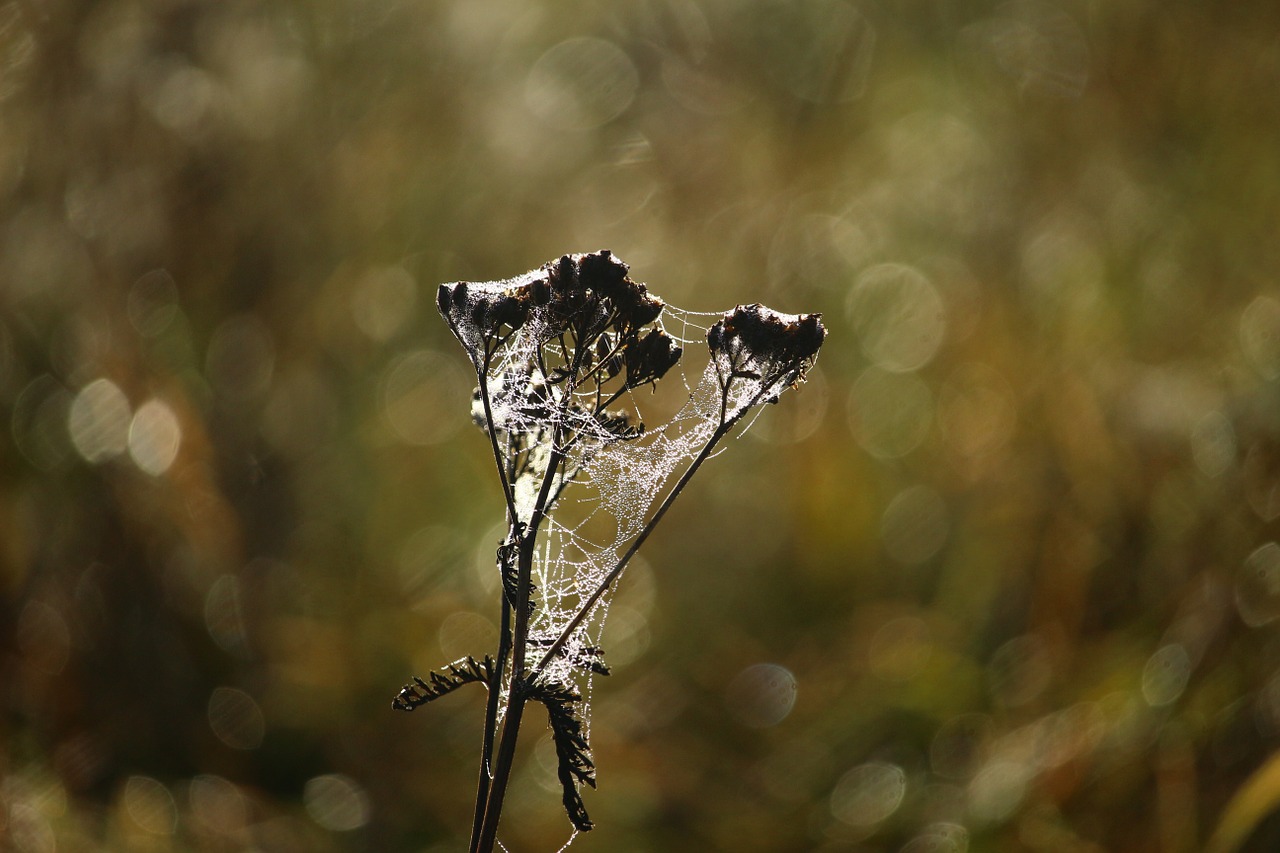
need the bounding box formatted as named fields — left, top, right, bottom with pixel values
left=472, top=432, right=567, bottom=851
left=477, top=349, right=519, bottom=528
left=472, top=688, right=527, bottom=852
left=469, top=346, right=521, bottom=851
left=469, top=588, right=510, bottom=850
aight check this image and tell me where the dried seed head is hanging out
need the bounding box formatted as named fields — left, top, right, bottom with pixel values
left=437, top=281, right=470, bottom=319
left=553, top=254, right=579, bottom=289
left=630, top=292, right=665, bottom=327
left=708, top=304, right=826, bottom=389
left=436, top=279, right=534, bottom=350
left=576, top=250, right=627, bottom=297
left=436, top=282, right=454, bottom=317
left=582, top=251, right=665, bottom=329
left=492, top=291, right=530, bottom=332
left=541, top=251, right=666, bottom=334
left=531, top=275, right=552, bottom=305
left=625, top=329, right=682, bottom=388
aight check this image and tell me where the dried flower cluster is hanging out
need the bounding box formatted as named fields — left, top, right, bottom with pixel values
left=709, top=302, right=826, bottom=412
left=397, top=252, right=825, bottom=851
left=437, top=251, right=681, bottom=445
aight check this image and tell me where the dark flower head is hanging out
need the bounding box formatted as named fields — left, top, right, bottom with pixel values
left=708, top=304, right=826, bottom=390
left=544, top=251, right=666, bottom=332
left=625, top=328, right=682, bottom=388
left=439, top=253, right=669, bottom=361
left=575, top=250, right=627, bottom=297
left=437, top=280, right=532, bottom=340
left=437, top=281, right=465, bottom=317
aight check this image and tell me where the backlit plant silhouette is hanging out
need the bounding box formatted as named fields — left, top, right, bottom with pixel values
left=394, top=251, right=825, bottom=851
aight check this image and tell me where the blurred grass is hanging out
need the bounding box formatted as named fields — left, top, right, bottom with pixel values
left=1208, top=750, right=1280, bottom=853
left=5, top=0, right=1280, bottom=850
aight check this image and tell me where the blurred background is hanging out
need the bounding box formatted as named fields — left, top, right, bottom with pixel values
left=4, top=0, right=1280, bottom=850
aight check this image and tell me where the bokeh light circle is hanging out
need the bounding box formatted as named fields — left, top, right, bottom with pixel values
left=848, top=262, right=946, bottom=372
left=1141, top=643, right=1191, bottom=707
left=724, top=663, right=798, bottom=728
left=128, top=399, right=181, bottom=475
left=188, top=774, right=247, bottom=834
left=1238, top=542, right=1280, bottom=627
left=16, top=600, right=71, bottom=675
left=123, top=775, right=177, bottom=835
left=938, top=363, right=1017, bottom=460
left=1239, top=295, right=1280, bottom=379
left=438, top=610, right=498, bottom=661
left=12, top=375, right=74, bottom=471
left=881, top=486, right=950, bottom=566
left=848, top=367, right=934, bottom=458
left=749, top=365, right=829, bottom=444
left=350, top=265, right=417, bottom=342
left=1189, top=410, right=1235, bottom=478
left=127, top=269, right=179, bottom=337
left=6, top=804, right=54, bottom=853
left=755, top=0, right=877, bottom=103
left=207, top=686, right=265, bottom=750
left=381, top=349, right=470, bottom=446
left=303, top=774, right=370, bottom=831
left=68, top=378, right=131, bottom=463
left=600, top=604, right=651, bottom=668
left=830, top=761, right=907, bottom=827
left=967, top=760, right=1029, bottom=823
left=525, top=37, right=638, bottom=130
left=204, top=575, right=248, bottom=656
left=901, top=822, right=970, bottom=853
left=206, top=314, right=275, bottom=400
left=987, top=634, right=1051, bottom=708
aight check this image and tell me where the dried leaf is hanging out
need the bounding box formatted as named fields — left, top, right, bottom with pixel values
left=392, top=655, right=495, bottom=712
left=528, top=679, right=597, bottom=832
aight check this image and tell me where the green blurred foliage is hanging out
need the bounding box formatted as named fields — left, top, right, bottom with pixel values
left=4, top=0, right=1280, bottom=850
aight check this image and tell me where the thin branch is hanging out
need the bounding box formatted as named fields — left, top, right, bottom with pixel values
left=473, top=687, right=528, bottom=852
left=470, top=571, right=512, bottom=846
left=475, top=425, right=569, bottom=850
left=477, top=345, right=520, bottom=527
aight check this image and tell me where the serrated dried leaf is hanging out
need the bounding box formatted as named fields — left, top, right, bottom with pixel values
left=392, top=655, right=495, bottom=712
left=528, top=679, right=597, bottom=832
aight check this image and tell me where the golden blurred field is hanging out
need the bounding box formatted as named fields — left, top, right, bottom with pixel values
left=5, top=1, right=1280, bottom=850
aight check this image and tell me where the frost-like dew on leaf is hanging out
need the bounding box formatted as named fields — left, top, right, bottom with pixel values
left=398, top=251, right=825, bottom=843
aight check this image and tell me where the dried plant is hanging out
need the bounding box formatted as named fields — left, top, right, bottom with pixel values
left=394, top=251, right=825, bottom=851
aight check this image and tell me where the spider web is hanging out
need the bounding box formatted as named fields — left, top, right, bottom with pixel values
left=476, top=292, right=725, bottom=701
left=434, top=251, right=824, bottom=843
